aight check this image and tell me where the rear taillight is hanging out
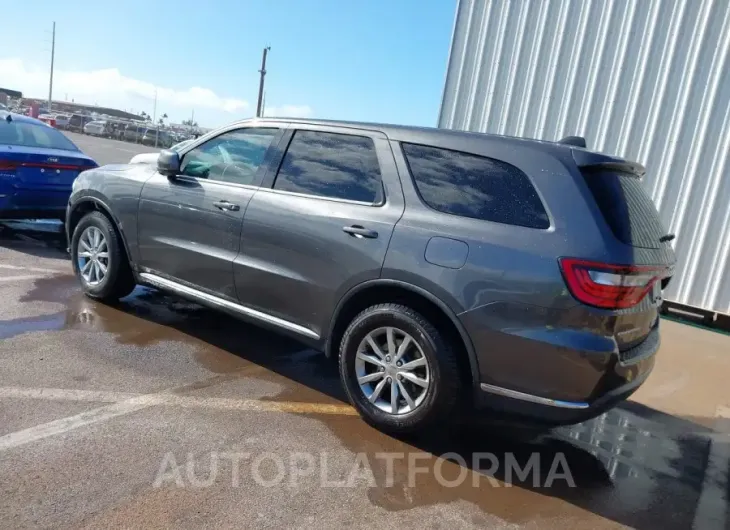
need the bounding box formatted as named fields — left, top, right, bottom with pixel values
left=0, top=160, right=95, bottom=172
left=0, top=160, right=17, bottom=176
left=559, top=258, right=667, bottom=309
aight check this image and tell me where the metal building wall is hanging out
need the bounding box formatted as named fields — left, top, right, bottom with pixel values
left=439, top=0, right=730, bottom=314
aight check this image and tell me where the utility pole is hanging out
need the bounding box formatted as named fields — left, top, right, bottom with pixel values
left=256, top=46, right=270, bottom=118
left=152, top=87, right=158, bottom=147
left=48, top=22, right=56, bottom=114
left=262, top=91, right=266, bottom=118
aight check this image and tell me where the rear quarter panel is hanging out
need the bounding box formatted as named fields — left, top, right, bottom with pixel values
left=383, top=136, right=647, bottom=401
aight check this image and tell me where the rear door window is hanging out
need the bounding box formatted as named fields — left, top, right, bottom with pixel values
left=273, top=130, right=382, bottom=203
left=402, top=143, right=549, bottom=229
left=581, top=168, right=667, bottom=249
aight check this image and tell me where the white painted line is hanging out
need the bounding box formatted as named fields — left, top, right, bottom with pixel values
left=0, top=385, right=356, bottom=452
left=0, top=275, right=45, bottom=283
left=154, top=394, right=357, bottom=416
left=0, top=264, right=69, bottom=274
left=0, top=387, right=137, bottom=403
left=692, top=406, right=729, bottom=529
left=0, top=396, right=153, bottom=452
left=0, top=386, right=356, bottom=416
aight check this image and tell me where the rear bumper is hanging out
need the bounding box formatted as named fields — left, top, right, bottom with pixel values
left=0, top=190, right=70, bottom=219
left=474, top=353, right=654, bottom=425
left=461, top=301, right=660, bottom=426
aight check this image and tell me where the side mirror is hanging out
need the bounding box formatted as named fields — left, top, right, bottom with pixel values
left=157, top=149, right=181, bottom=177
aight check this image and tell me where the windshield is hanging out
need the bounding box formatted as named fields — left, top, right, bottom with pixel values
left=171, top=139, right=193, bottom=151
left=0, top=119, right=80, bottom=151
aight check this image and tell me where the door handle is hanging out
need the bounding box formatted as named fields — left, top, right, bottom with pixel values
left=213, top=200, right=240, bottom=212
left=343, top=225, right=378, bottom=239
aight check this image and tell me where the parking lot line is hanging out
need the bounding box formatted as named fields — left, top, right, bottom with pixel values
left=0, top=264, right=68, bottom=275
left=0, top=387, right=138, bottom=402
left=0, top=396, right=153, bottom=452
left=0, top=385, right=356, bottom=452
left=0, top=275, right=45, bottom=283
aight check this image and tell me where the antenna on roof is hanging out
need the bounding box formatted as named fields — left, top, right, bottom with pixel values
left=558, top=135, right=587, bottom=148
left=5, top=113, right=12, bottom=123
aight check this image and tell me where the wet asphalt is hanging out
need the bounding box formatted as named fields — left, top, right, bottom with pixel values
left=0, top=134, right=729, bottom=529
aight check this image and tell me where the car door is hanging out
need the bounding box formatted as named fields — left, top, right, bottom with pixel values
left=234, top=125, right=405, bottom=338
left=137, top=125, right=285, bottom=300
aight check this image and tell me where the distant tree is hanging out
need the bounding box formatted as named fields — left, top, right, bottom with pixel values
left=158, top=118, right=164, bottom=125
left=182, top=119, right=199, bottom=127
left=162, top=113, right=168, bottom=119
left=140, top=111, right=147, bottom=118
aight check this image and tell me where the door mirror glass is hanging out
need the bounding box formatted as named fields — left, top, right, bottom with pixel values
left=157, top=149, right=181, bottom=177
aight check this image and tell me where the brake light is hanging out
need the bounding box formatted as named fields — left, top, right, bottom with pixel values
left=0, top=160, right=95, bottom=171
left=559, top=258, right=667, bottom=309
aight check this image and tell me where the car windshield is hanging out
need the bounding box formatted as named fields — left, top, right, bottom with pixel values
left=0, top=118, right=79, bottom=151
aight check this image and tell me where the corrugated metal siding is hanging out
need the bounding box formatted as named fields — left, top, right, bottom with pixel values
left=439, top=0, right=730, bottom=314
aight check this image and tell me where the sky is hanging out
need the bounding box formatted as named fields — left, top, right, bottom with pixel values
left=0, top=0, right=456, bottom=128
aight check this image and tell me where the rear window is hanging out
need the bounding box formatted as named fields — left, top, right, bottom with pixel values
left=0, top=120, right=79, bottom=151
left=402, top=143, right=549, bottom=229
left=582, top=169, right=667, bottom=249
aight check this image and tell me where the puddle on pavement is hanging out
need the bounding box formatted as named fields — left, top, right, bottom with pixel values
left=4, top=275, right=725, bottom=528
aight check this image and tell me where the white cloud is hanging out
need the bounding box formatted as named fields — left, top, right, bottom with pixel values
left=263, top=104, right=313, bottom=118
left=0, top=58, right=248, bottom=115
left=0, top=58, right=312, bottom=128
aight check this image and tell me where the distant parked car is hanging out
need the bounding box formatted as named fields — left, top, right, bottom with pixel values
left=67, top=114, right=94, bottom=133
left=53, top=114, right=71, bottom=129
left=84, top=120, right=110, bottom=137
left=129, top=139, right=195, bottom=165
left=140, top=128, right=174, bottom=147
left=66, top=117, right=676, bottom=434
left=122, top=124, right=146, bottom=143
left=0, top=112, right=97, bottom=220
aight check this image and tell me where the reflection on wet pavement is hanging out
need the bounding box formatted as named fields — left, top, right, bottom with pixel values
left=2, top=273, right=727, bottom=528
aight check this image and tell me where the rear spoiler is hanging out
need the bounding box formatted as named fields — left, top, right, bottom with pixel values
left=571, top=149, right=646, bottom=178
left=558, top=135, right=586, bottom=148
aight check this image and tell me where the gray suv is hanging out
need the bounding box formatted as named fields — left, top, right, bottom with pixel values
left=66, top=119, right=676, bottom=434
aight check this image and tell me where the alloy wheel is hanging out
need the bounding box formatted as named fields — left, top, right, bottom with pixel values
left=354, top=326, right=431, bottom=415
left=77, top=226, right=109, bottom=286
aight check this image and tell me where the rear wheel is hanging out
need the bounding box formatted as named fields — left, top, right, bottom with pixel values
left=71, top=211, right=135, bottom=301
left=339, top=303, right=462, bottom=434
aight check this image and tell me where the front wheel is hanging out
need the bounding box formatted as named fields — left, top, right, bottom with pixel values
left=71, top=211, right=136, bottom=301
left=339, top=303, right=462, bottom=434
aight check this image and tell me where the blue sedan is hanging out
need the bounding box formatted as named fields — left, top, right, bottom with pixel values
left=1, top=112, right=97, bottom=220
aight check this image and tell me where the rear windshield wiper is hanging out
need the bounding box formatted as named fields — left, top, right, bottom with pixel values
left=659, top=233, right=675, bottom=243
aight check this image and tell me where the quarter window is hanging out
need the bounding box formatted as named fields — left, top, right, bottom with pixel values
left=180, top=128, right=278, bottom=185
left=402, top=143, right=549, bottom=229
left=273, top=130, right=382, bottom=203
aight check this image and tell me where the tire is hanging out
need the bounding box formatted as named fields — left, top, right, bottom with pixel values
left=339, top=303, right=462, bottom=434
left=71, top=211, right=136, bottom=301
